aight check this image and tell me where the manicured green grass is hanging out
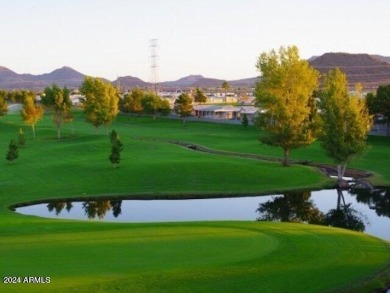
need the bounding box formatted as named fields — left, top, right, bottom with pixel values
left=1, top=221, right=390, bottom=293
left=0, top=112, right=389, bottom=293
left=0, top=113, right=333, bottom=209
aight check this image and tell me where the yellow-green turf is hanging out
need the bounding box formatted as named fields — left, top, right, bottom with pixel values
left=1, top=221, right=390, bottom=293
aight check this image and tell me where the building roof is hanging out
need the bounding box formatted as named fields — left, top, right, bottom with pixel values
left=193, top=105, right=260, bottom=114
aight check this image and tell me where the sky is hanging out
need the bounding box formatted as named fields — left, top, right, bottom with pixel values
left=1, top=0, right=390, bottom=82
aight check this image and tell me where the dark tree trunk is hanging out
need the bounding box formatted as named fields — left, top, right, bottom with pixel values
left=57, top=125, right=61, bottom=140
left=32, top=124, right=36, bottom=138
left=282, top=148, right=290, bottom=166
left=336, top=163, right=348, bottom=188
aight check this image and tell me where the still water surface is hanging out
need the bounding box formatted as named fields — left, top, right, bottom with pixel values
left=14, top=188, right=390, bottom=240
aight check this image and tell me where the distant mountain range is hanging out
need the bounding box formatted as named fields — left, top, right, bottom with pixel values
left=1, top=52, right=390, bottom=90
left=0, top=66, right=258, bottom=91
left=0, top=66, right=85, bottom=90
left=114, top=74, right=258, bottom=90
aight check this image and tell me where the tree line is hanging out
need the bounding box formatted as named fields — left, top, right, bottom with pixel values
left=0, top=77, right=202, bottom=141
left=1, top=77, right=196, bottom=166
left=1, top=46, right=388, bottom=176
left=254, top=46, right=375, bottom=185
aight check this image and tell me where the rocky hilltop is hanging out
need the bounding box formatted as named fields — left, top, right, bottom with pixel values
left=309, top=53, right=390, bottom=89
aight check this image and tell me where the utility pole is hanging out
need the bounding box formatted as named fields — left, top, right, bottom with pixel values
left=149, top=39, right=159, bottom=94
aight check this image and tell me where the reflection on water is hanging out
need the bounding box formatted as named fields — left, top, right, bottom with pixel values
left=13, top=188, right=390, bottom=240
left=324, top=189, right=367, bottom=232
left=44, top=200, right=122, bottom=219
left=257, top=189, right=367, bottom=232
left=351, top=188, right=390, bottom=218
left=47, top=201, right=73, bottom=215
left=256, top=190, right=324, bottom=224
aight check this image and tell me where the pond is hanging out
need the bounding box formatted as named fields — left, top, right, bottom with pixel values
left=13, top=188, right=390, bottom=241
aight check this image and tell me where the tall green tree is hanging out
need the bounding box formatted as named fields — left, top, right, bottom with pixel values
left=43, top=84, right=73, bottom=139
left=0, top=91, right=8, bottom=116
left=159, top=99, right=171, bottom=117
left=80, top=77, right=119, bottom=133
left=109, top=130, right=123, bottom=169
left=365, top=92, right=379, bottom=116
left=254, top=45, right=320, bottom=166
left=20, top=93, right=44, bottom=138
left=221, top=81, right=230, bottom=103
left=120, top=88, right=144, bottom=116
left=375, top=85, right=390, bottom=136
left=6, top=139, right=19, bottom=163
left=174, top=93, right=193, bottom=124
left=141, top=92, right=163, bottom=119
left=241, top=113, right=249, bottom=127
left=319, top=68, right=373, bottom=183
left=194, top=87, right=207, bottom=104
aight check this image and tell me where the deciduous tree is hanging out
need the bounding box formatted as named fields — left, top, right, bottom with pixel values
left=159, top=99, right=171, bottom=117
left=374, top=85, right=390, bottom=136
left=174, top=93, right=193, bottom=124
left=254, top=45, right=320, bottom=166
left=43, top=84, right=73, bottom=139
left=0, top=92, right=8, bottom=116
left=141, top=92, right=163, bottom=119
left=319, top=68, right=373, bottom=183
left=20, top=93, right=44, bottom=138
left=120, top=88, right=144, bottom=116
left=80, top=77, right=119, bottom=133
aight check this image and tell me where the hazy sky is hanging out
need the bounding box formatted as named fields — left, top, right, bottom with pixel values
left=1, top=0, right=389, bottom=81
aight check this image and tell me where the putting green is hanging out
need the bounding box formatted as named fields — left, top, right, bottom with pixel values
left=1, top=221, right=389, bottom=293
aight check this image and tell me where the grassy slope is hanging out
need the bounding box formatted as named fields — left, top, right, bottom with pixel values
left=0, top=113, right=332, bottom=209
left=0, top=112, right=389, bottom=293
left=114, top=115, right=390, bottom=184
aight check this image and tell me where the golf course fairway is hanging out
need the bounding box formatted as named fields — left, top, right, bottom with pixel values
left=1, top=113, right=390, bottom=292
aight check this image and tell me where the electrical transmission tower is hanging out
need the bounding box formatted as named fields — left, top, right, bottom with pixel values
left=149, top=39, right=159, bottom=93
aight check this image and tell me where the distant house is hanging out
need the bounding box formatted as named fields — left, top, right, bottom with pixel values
left=205, top=93, right=238, bottom=103
left=193, top=105, right=259, bottom=121
left=238, top=106, right=259, bottom=122
left=70, top=94, right=84, bottom=106
left=7, top=103, right=23, bottom=113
